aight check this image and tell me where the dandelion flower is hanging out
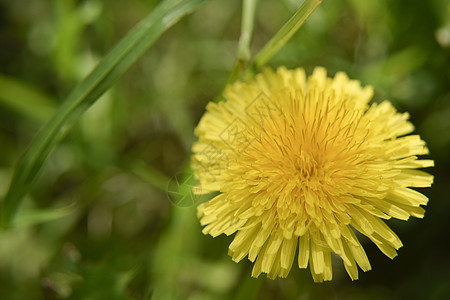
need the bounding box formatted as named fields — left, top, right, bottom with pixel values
left=191, top=67, right=434, bottom=282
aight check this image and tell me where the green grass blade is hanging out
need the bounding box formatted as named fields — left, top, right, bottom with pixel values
left=252, top=0, right=322, bottom=70
left=215, top=0, right=321, bottom=103
left=0, top=74, right=56, bottom=123
left=13, top=202, right=77, bottom=228
left=127, top=160, right=170, bottom=193
left=0, top=0, right=211, bottom=228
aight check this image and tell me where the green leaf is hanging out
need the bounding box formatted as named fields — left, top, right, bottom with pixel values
left=0, top=0, right=211, bottom=228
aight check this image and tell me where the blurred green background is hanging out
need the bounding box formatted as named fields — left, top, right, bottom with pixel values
left=0, top=0, right=449, bottom=299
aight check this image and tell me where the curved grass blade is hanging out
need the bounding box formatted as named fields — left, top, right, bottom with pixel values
left=252, top=0, right=322, bottom=70
left=215, top=0, right=321, bottom=102
left=0, top=0, right=211, bottom=228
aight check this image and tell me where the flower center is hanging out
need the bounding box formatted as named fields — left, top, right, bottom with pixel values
left=294, top=150, right=320, bottom=180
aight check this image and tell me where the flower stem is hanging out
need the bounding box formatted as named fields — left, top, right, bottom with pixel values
left=238, top=0, right=259, bottom=62
left=252, top=0, right=322, bottom=70
left=226, top=0, right=259, bottom=86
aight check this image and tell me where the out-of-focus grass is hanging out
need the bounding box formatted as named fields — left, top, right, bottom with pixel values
left=0, top=0, right=449, bottom=299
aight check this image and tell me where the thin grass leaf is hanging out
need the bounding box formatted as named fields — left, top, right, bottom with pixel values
left=13, top=202, right=77, bottom=228
left=128, top=160, right=170, bottom=193
left=0, top=0, right=211, bottom=228
left=217, top=0, right=321, bottom=101
left=252, top=0, right=322, bottom=70
left=0, top=74, right=56, bottom=123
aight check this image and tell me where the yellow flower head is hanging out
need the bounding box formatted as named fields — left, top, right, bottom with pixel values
left=191, top=67, right=434, bottom=282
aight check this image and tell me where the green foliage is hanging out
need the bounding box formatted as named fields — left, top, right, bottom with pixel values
left=1, top=0, right=211, bottom=228
left=0, top=0, right=449, bottom=299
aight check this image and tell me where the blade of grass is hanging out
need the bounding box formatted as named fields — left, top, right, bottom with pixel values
left=252, top=0, right=322, bottom=70
left=0, top=74, right=56, bottom=123
left=127, top=160, right=170, bottom=193
left=217, top=0, right=321, bottom=102
left=0, top=0, right=211, bottom=228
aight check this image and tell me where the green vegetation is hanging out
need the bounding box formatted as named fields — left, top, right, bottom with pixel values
left=0, top=0, right=448, bottom=299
